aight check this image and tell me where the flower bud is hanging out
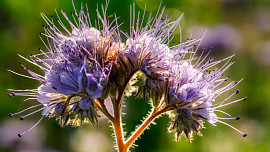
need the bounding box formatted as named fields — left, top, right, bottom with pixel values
left=79, top=96, right=92, bottom=110
left=54, top=102, right=67, bottom=116
left=146, top=78, right=164, bottom=107
left=72, top=102, right=80, bottom=114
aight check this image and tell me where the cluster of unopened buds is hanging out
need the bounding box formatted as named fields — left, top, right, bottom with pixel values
left=8, top=1, right=247, bottom=152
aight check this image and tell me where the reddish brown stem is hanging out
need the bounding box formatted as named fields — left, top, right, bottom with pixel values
left=113, top=113, right=126, bottom=152
left=113, top=71, right=137, bottom=152
left=124, top=106, right=173, bottom=150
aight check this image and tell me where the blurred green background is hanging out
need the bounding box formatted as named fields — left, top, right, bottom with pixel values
left=1, top=0, right=270, bottom=151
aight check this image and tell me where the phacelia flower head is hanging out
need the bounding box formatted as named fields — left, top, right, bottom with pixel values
left=8, top=2, right=119, bottom=137
left=166, top=52, right=247, bottom=141
left=123, top=7, right=183, bottom=78
left=120, top=6, right=197, bottom=108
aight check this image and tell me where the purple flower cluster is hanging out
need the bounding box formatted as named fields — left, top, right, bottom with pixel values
left=8, top=2, right=246, bottom=141
left=9, top=3, right=115, bottom=137
left=166, top=55, right=247, bottom=141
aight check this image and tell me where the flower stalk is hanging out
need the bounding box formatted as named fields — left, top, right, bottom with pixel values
left=8, top=1, right=247, bottom=152
left=125, top=105, right=173, bottom=150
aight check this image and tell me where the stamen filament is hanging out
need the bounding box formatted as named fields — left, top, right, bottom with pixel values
left=18, top=116, right=44, bottom=137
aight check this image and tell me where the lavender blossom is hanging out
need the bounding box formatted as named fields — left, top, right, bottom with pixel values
left=123, top=7, right=182, bottom=78
left=8, top=2, right=117, bottom=137
left=121, top=7, right=195, bottom=107
left=166, top=53, right=247, bottom=141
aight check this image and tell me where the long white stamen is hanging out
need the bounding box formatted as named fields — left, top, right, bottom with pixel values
left=7, top=70, right=36, bottom=80
left=20, top=107, right=45, bottom=120
left=18, top=54, right=48, bottom=72
left=18, top=115, right=44, bottom=137
left=214, top=110, right=232, bottom=117
left=212, top=89, right=239, bottom=107
left=9, top=104, right=43, bottom=117
left=214, top=97, right=247, bottom=109
left=217, top=120, right=247, bottom=137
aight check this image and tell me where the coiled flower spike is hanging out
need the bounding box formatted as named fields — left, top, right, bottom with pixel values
left=166, top=52, right=247, bottom=141
left=121, top=5, right=197, bottom=107
left=8, top=2, right=119, bottom=137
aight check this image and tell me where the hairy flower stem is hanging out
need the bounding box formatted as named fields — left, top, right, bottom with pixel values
left=113, top=114, right=126, bottom=152
left=113, top=70, right=138, bottom=152
left=124, top=106, right=173, bottom=150
left=113, top=95, right=125, bottom=152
